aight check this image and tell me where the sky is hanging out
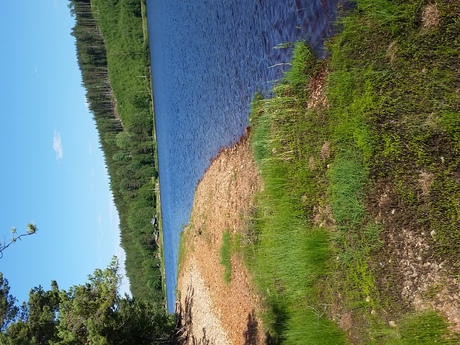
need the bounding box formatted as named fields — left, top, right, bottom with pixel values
left=0, top=1, right=130, bottom=302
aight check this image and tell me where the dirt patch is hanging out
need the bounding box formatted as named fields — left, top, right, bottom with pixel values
left=369, top=181, right=460, bottom=332
left=387, top=227, right=460, bottom=332
left=307, top=61, right=329, bottom=109
left=386, top=40, right=398, bottom=64
left=176, top=135, right=265, bottom=344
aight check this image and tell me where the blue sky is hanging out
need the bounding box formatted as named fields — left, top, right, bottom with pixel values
left=0, top=1, right=130, bottom=302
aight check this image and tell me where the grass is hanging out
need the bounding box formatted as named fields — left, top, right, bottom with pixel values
left=246, top=0, right=460, bottom=342
left=177, top=229, right=188, bottom=278
left=371, top=312, right=460, bottom=345
left=247, top=44, right=348, bottom=344
left=330, top=0, right=460, bottom=266
left=220, top=229, right=232, bottom=284
left=91, top=0, right=152, bottom=129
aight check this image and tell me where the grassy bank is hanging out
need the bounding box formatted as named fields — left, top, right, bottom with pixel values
left=248, top=44, right=347, bottom=344
left=91, top=0, right=151, bottom=128
left=247, top=0, right=460, bottom=343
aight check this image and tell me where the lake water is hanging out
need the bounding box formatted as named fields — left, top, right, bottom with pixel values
left=146, top=0, right=343, bottom=312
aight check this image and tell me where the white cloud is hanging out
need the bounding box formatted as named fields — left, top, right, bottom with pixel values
left=98, top=214, right=103, bottom=226
left=53, top=131, right=63, bottom=160
left=84, top=96, right=90, bottom=110
left=53, top=0, right=60, bottom=15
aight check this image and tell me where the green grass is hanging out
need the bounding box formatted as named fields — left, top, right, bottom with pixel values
left=330, top=0, right=460, bottom=264
left=246, top=1, right=460, bottom=341
left=326, top=1, right=460, bottom=341
left=177, top=229, right=188, bottom=276
left=220, top=229, right=232, bottom=284
left=91, top=0, right=152, bottom=129
left=371, top=312, right=460, bottom=345
left=247, top=43, right=348, bottom=344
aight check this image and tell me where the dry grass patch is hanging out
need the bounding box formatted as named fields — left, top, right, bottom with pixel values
left=308, top=156, right=317, bottom=170
left=386, top=40, right=397, bottom=64
left=313, top=204, right=335, bottom=229
left=422, top=3, right=440, bottom=30
left=418, top=171, right=434, bottom=196
left=320, top=140, right=331, bottom=160
left=307, top=62, right=329, bottom=109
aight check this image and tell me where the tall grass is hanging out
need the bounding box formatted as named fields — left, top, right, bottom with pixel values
left=248, top=43, right=348, bottom=344
left=372, top=312, right=460, bottom=345
left=247, top=0, right=460, bottom=340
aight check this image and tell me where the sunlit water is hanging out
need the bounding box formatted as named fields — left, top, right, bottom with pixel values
left=146, top=0, right=343, bottom=312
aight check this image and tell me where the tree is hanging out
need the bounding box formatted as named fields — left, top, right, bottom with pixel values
left=0, top=224, right=37, bottom=259
left=4, top=282, right=60, bottom=344
left=0, top=258, right=174, bottom=344
left=0, top=274, right=19, bottom=332
left=115, top=132, right=132, bottom=150
left=106, top=297, right=172, bottom=345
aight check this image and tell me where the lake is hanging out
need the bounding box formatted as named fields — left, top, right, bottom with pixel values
left=146, top=0, right=343, bottom=312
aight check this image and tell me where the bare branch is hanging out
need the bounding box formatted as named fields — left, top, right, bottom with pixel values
left=0, top=223, right=37, bottom=259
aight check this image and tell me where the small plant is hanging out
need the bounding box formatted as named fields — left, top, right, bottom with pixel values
left=220, top=230, right=232, bottom=284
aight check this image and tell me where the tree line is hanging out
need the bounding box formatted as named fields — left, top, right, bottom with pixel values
left=0, top=1, right=172, bottom=342
left=0, top=259, right=174, bottom=344
left=68, top=0, right=164, bottom=305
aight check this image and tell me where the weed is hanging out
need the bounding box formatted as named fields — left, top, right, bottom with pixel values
left=220, top=229, right=232, bottom=284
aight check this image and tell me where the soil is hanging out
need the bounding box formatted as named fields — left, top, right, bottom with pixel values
left=367, top=180, right=460, bottom=333
left=175, top=135, right=265, bottom=345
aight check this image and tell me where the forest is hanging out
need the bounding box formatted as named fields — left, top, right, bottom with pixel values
left=68, top=0, right=164, bottom=305
left=0, top=260, right=174, bottom=344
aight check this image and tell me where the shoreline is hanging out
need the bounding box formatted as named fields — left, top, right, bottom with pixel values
left=175, top=136, right=264, bottom=344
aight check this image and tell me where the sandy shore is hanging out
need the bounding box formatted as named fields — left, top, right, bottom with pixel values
left=175, top=135, right=265, bottom=345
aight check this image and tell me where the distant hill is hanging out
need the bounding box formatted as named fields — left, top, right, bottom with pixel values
left=69, top=0, right=164, bottom=305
